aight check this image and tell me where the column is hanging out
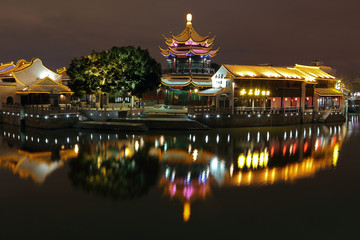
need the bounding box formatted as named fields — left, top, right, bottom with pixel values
left=231, top=81, right=235, bottom=114
left=301, top=82, right=306, bottom=112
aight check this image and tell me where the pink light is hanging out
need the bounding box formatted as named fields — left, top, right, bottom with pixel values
left=185, top=39, right=199, bottom=46
left=170, top=184, right=177, bottom=197
left=183, top=186, right=194, bottom=200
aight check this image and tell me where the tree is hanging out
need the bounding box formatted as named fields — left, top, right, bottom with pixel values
left=68, top=141, right=160, bottom=199
left=210, top=62, right=221, bottom=72
left=67, top=46, right=162, bottom=99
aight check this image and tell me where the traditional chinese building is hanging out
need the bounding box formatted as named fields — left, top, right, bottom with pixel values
left=190, top=63, right=345, bottom=126
left=0, top=58, right=78, bottom=128
left=160, top=13, right=219, bottom=105
left=0, top=58, right=73, bottom=108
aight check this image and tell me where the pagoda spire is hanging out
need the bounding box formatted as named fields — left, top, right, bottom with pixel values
left=160, top=13, right=219, bottom=58
left=186, top=13, right=192, bottom=25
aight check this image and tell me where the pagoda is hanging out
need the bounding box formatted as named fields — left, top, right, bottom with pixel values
left=160, top=13, right=219, bottom=105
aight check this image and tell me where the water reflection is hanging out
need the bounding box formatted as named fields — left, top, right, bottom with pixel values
left=0, top=126, right=78, bottom=183
left=1, top=116, right=359, bottom=222
left=68, top=135, right=159, bottom=199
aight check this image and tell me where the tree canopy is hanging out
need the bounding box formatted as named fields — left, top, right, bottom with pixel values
left=68, top=141, right=160, bottom=199
left=67, top=46, right=162, bottom=98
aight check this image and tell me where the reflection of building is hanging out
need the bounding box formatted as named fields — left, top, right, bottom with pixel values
left=145, top=123, right=348, bottom=221
left=0, top=149, right=77, bottom=183
left=0, top=126, right=78, bottom=183
left=160, top=14, right=219, bottom=106
left=228, top=125, right=346, bottom=186
left=0, top=132, right=78, bottom=183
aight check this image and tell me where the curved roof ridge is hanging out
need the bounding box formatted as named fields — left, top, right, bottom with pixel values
left=164, top=23, right=210, bottom=44
left=12, top=58, right=62, bottom=88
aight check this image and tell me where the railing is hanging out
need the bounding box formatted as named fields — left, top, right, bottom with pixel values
left=188, top=105, right=232, bottom=116
left=188, top=106, right=305, bottom=117
left=162, top=68, right=215, bottom=75
left=1, top=103, right=79, bottom=116
left=234, top=106, right=301, bottom=115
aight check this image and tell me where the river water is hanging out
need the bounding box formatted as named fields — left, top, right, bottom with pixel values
left=0, top=116, right=359, bottom=239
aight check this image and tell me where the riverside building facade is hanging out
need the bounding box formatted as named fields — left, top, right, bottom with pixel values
left=0, top=58, right=78, bottom=128
left=189, top=64, right=346, bottom=127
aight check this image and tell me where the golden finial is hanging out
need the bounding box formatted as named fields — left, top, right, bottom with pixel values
left=186, top=13, right=192, bottom=25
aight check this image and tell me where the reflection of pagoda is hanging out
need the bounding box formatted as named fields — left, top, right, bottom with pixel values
left=160, top=13, right=219, bottom=105
left=149, top=146, right=222, bottom=222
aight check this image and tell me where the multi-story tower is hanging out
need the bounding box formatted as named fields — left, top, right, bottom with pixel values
left=160, top=14, right=219, bottom=105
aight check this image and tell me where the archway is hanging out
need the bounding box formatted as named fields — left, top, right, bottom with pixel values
left=6, top=97, right=13, bottom=105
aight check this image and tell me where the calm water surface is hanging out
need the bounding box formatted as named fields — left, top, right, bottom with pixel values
left=0, top=116, right=360, bottom=239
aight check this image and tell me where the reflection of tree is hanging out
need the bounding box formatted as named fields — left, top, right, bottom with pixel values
left=68, top=142, right=159, bottom=199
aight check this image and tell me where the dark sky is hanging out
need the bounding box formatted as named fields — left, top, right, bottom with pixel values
left=1, top=0, right=360, bottom=78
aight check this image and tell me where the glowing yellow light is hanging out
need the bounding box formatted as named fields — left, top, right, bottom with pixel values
left=333, top=144, right=339, bottom=167
left=248, top=89, right=253, bottom=95
left=238, top=154, right=246, bottom=168
left=264, top=169, right=269, bottom=183
left=266, top=91, right=270, bottom=96
left=160, top=135, right=165, bottom=146
left=186, top=13, right=192, bottom=24
left=74, top=144, right=79, bottom=154
left=240, top=89, right=247, bottom=95
left=261, top=91, right=266, bottom=96
left=238, top=172, right=242, bottom=185
left=183, top=202, right=191, bottom=222
left=254, top=89, right=260, bottom=96
left=271, top=168, right=276, bottom=184
left=193, top=149, right=198, bottom=161
left=124, top=147, right=131, bottom=158
left=97, top=156, right=102, bottom=169
left=264, top=152, right=269, bottom=167
left=284, top=166, right=289, bottom=181
left=135, top=141, right=139, bottom=151
left=247, top=171, right=252, bottom=184
left=259, top=152, right=264, bottom=167
left=194, top=88, right=198, bottom=93
left=252, top=152, right=259, bottom=169
left=246, top=153, right=252, bottom=168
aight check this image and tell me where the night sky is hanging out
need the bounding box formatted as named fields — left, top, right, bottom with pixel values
left=1, top=0, right=359, bottom=79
